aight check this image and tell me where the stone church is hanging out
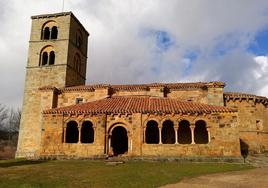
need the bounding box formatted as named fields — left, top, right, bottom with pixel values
left=16, top=12, right=268, bottom=159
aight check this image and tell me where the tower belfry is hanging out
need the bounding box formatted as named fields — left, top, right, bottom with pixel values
left=16, top=12, right=89, bottom=157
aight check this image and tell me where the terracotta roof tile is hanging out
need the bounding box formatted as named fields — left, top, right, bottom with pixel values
left=61, top=82, right=225, bottom=92
left=44, top=96, right=236, bottom=115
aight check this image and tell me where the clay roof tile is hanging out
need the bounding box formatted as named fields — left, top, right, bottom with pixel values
left=44, top=96, right=236, bottom=115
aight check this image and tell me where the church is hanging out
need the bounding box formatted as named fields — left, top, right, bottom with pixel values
left=16, top=12, right=268, bottom=159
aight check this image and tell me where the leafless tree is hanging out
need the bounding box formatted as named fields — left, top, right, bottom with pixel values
left=8, top=108, right=21, bottom=133
left=0, top=104, right=9, bottom=131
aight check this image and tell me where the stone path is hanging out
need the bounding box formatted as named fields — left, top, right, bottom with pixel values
left=161, top=167, right=268, bottom=188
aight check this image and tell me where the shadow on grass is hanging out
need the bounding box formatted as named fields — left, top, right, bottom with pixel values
left=0, top=160, right=47, bottom=168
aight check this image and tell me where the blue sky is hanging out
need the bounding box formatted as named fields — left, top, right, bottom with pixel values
left=249, top=29, right=268, bottom=55
left=1, top=0, right=268, bottom=108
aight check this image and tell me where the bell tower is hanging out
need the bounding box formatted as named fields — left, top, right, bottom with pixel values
left=16, top=12, right=89, bottom=158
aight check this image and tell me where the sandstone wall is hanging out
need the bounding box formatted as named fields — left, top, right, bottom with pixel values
left=40, top=114, right=106, bottom=158
left=225, top=99, right=268, bottom=153
left=39, top=111, right=240, bottom=158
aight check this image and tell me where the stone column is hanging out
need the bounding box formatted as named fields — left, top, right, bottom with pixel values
left=143, top=127, right=146, bottom=143
left=108, top=133, right=113, bottom=156
left=207, top=127, right=211, bottom=143
left=174, top=125, right=178, bottom=144
left=78, top=125, right=82, bottom=144
left=190, top=124, right=195, bottom=144
left=158, top=126, right=162, bottom=144
left=105, top=133, right=109, bottom=154
left=63, top=126, right=66, bottom=143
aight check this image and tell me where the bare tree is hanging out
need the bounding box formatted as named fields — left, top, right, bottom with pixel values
left=8, top=108, right=21, bottom=133
left=0, top=104, right=9, bottom=131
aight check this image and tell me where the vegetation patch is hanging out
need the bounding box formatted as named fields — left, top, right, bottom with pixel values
left=0, top=159, right=252, bottom=188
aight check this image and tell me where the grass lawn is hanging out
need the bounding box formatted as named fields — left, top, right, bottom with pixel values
left=0, top=159, right=252, bottom=188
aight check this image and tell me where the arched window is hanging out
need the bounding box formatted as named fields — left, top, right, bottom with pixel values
left=49, top=51, right=55, bottom=65
left=43, top=27, right=50, bottom=40
left=162, top=120, right=175, bottom=144
left=65, top=121, right=79, bottom=143
left=81, top=121, right=94, bottom=143
left=42, top=52, right=48, bottom=65
left=145, top=120, right=159, bottom=144
left=194, top=120, right=208, bottom=144
left=51, top=26, right=58, bottom=39
left=41, top=21, right=58, bottom=40
left=178, top=120, right=191, bottom=144
left=40, top=46, right=55, bottom=66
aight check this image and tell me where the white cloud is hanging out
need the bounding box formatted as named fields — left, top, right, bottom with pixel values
left=1, top=0, right=268, bottom=107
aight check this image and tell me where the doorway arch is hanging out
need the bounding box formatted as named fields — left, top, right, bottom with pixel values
left=110, top=126, right=128, bottom=156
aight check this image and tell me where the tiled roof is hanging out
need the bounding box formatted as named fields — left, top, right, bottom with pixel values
left=44, top=96, right=236, bottom=115
left=224, top=92, right=268, bottom=104
left=62, top=82, right=225, bottom=92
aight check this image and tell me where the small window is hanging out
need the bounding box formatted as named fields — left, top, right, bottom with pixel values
left=49, top=51, right=55, bottom=65
left=51, top=26, right=58, bottom=39
left=42, top=52, right=48, bottom=65
left=43, top=27, right=50, bottom=40
left=76, top=98, right=83, bottom=104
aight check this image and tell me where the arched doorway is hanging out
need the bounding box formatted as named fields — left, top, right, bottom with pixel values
left=110, top=126, right=128, bottom=156
left=111, top=126, right=128, bottom=156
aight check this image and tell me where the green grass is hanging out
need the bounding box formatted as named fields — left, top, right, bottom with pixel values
left=0, top=159, right=252, bottom=188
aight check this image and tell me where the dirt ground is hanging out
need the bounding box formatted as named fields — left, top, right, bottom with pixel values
left=161, top=167, right=268, bottom=188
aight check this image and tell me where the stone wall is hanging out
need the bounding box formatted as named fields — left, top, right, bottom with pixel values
left=39, top=111, right=240, bottom=158
left=40, top=114, right=106, bottom=158
left=225, top=99, right=268, bottom=153
left=141, top=113, right=240, bottom=157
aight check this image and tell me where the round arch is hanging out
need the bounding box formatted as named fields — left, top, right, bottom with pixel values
left=194, top=120, right=209, bottom=144
left=109, top=123, right=128, bottom=156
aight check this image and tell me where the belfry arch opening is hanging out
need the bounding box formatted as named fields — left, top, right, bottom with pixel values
left=111, top=126, right=128, bottom=156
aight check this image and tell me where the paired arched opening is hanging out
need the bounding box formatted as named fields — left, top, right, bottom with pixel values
left=65, top=121, right=79, bottom=143
left=81, top=121, right=94, bottom=143
left=40, top=46, right=55, bottom=66
left=65, top=120, right=95, bottom=144
left=41, top=21, right=58, bottom=40
left=178, top=120, right=192, bottom=144
left=145, top=120, right=159, bottom=144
